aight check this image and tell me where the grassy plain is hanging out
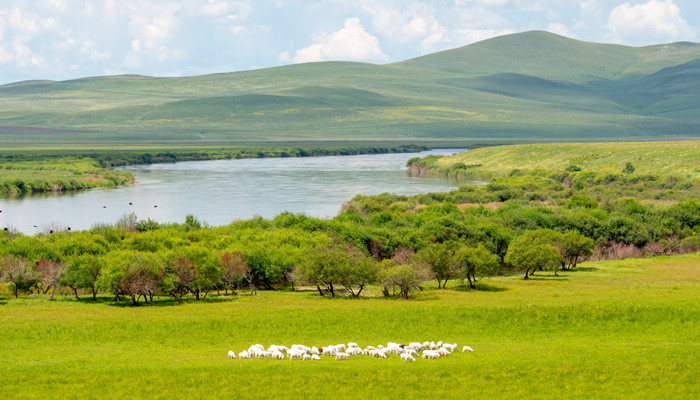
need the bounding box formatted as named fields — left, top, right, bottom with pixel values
left=1, top=253, right=698, bottom=399
left=428, top=141, right=700, bottom=179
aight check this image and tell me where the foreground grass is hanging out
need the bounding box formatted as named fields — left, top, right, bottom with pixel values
left=1, top=253, right=698, bottom=399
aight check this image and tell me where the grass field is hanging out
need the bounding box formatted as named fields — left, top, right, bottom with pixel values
left=1, top=253, right=698, bottom=399
left=429, top=141, right=700, bottom=179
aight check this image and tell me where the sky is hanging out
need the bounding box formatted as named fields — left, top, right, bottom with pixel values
left=0, top=0, right=698, bottom=84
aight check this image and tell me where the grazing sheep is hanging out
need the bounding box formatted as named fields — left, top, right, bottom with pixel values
left=310, top=347, right=320, bottom=355
left=288, top=350, right=304, bottom=360
left=303, top=354, right=312, bottom=360
left=335, top=352, right=349, bottom=360
left=376, top=352, right=388, bottom=359
left=444, top=343, right=458, bottom=352
left=335, top=344, right=347, bottom=352
left=403, top=348, right=417, bottom=357
left=238, top=350, right=250, bottom=359
left=422, top=350, right=439, bottom=359
left=348, top=342, right=359, bottom=348
left=228, top=350, right=237, bottom=359
left=271, top=351, right=284, bottom=360
left=311, top=354, right=321, bottom=361
left=278, top=346, right=289, bottom=354
left=400, top=353, right=416, bottom=362
left=462, top=346, right=474, bottom=352
left=437, top=348, right=450, bottom=357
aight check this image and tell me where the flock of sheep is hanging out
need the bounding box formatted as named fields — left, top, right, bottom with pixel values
left=227, top=341, right=474, bottom=362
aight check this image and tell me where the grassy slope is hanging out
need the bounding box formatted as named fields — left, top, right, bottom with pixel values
left=1, top=31, right=700, bottom=148
left=433, top=141, right=700, bottom=178
left=0, top=253, right=698, bottom=399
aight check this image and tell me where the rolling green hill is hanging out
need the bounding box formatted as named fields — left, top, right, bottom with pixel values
left=1, top=31, right=699, bottom=148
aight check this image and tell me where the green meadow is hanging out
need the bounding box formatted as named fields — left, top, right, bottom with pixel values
left=1, top=253, right=698, bottom=399
left=413, top=141, right=700, bottom=180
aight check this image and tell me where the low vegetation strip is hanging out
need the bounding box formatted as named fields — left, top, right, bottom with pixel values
left=408, top=141, right=700, bottom=180
left=0, top=157, right=133, bottom=195
left=0, top=254, right=697, bottom=399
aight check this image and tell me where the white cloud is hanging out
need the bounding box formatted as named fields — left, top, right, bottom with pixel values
left=607, top=0, right=695, bottom=44
left=293, top=18, right=386, bottom=63
left=546, top=22, right=573, bottom=37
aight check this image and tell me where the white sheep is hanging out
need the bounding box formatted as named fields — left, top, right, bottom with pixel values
left=335, top=344, right=347, bottom=352
left=437, top=348, right=450, bottom=357
left=311, top=354, right=321, bottom=361
left=462, top=346, right=474, bottom=352
left=303, top=354, right=312, bottom=360
left=271, top=350, right=284, bottom=360
left=288, top=350, right=303, bottom=360
left=422, top=350, right=439, bottom=359
left=228, top=350, right=237, bottom=359
left=400, top=353, right=416, bottom=362
left=348, top=342, right=359, bottom=348
left=335, top=352, right=349, bottom=360
left=444, top=343, right=458, bottom=352
left=238, top=350, right=250, bottom=359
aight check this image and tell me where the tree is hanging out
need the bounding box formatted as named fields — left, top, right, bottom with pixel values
left=379, top=259, right=431, bottom=299
left=35, top=258, right=66, bottom=299
left=168, top=245, right=221, bottom=300
left=0, top=255, right=38, bottom=298
left=62, top=254, right=102, bottom=300
left=622, top=162, right=635, bottom=174
left=504, top=231, right=561, bottom=279
left=416, top=242, right=456, bottom=289
left=98, top=251, right=163, bottom=304
left=220, top=251, right=249, bottom=294
left=453, top=244, right=500, bottom=288
left=338, top=247, right=379, bottom=298
left=563, top=230, right=595, bottom=269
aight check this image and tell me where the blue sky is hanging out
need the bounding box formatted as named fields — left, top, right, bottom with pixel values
left=0, top=0, right=698, bottom=84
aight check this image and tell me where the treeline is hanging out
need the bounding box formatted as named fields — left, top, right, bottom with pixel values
left=1, top=168, right=699, bottom=303
left=91, top=145, right=427, bottom=167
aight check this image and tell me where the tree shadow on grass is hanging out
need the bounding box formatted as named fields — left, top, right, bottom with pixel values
left=74, top=295, right=239, bottom=308
left=451, top=282, right=508, bottom=292
left=526, top=275, right=570, bottom=281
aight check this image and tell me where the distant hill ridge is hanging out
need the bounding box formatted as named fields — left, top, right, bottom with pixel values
left=1, top=30, right=699, bottom=146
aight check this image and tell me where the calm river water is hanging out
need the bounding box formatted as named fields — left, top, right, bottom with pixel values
left=0, top=149, right=471, bottom=234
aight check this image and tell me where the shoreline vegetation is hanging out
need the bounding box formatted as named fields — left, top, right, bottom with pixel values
left=0, top=144, right=429, bottom=195
left=0, top=140, right=698, bottom=303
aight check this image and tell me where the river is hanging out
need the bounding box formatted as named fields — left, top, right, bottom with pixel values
left=0, top=149, right=472, bottom=234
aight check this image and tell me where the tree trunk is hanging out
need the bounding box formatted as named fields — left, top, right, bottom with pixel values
left=356, top=284, right=364, bottom=298
left=317, top=285, right=325, bottom=297
left=91, top=286, right=97, bottom=301
left=70, top=285, right=79, bottom=300
left=329, top=282, right=335, bottom=298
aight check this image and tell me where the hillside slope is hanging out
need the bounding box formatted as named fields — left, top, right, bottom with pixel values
left=1, top=31, right=699, bottom=146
